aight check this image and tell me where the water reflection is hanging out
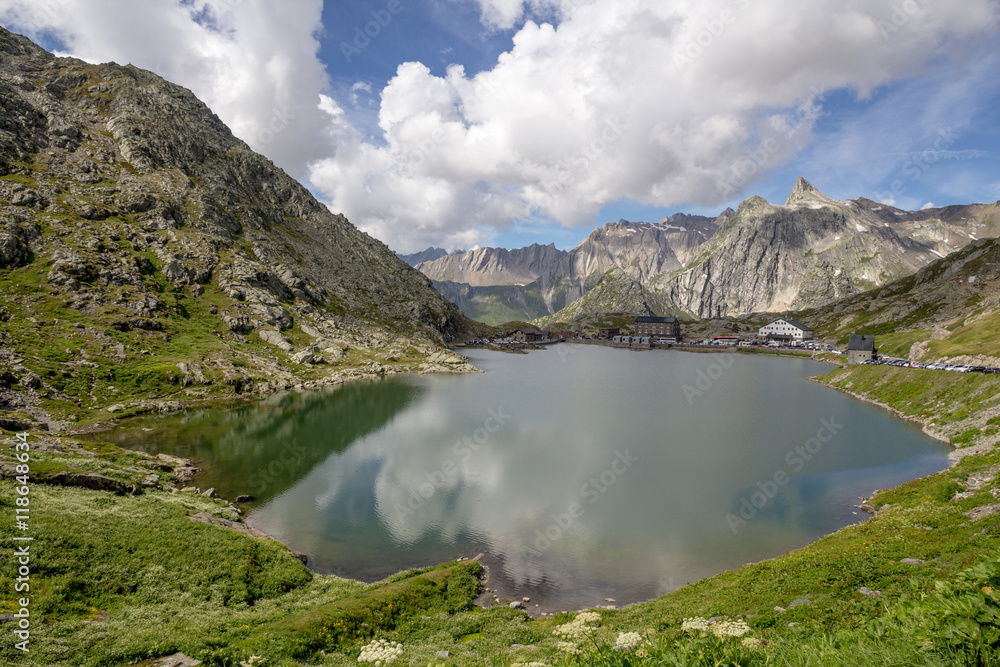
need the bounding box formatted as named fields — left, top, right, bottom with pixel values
left=103, top=347, right=950, bottom=611
left=90, top=379, right=419, bottom=504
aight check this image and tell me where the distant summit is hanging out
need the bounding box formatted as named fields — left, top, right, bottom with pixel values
left=398, top=247, right=448, bottom=266
left=785, top=176, right=839, bottom=207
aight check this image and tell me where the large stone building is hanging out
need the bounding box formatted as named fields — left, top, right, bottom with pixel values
left=510, top=328, right=546, bottom=343
left=759, top=318, right=813, bottom=342
left=847, top=334, right=876, bottom=363
left=634, top=315, right=680, bottom=339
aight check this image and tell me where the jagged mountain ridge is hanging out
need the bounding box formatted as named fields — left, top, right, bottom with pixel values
left=415, top=242, right=567, bottom=287
left=398, top=246, right=448, bottom=266
left=0, top=26, right=479, bottom=421
left=411, top=212, right=728, bottom=324
left=535, top=178, right=1000, bottom=326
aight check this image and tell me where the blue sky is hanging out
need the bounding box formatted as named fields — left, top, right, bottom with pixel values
left=3, top=0, right=999, bottom=252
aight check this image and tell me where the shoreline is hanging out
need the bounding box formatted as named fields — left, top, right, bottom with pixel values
left=81, top=347, right=978, bottom=617
left=64, top=355, right=482, bottom=437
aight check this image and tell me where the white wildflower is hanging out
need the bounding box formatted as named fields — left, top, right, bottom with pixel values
left=358, top=639, right=404, bottom=664
left=556, top=641, right=581, bottom=655
left=741, top=636, right=764, bottom=651
left=552, top=611, right=602, bottom=639
left=711, top=619, right=751, bottom=638
left=681, top=616, right=711, bottom=632
left=615, top=631, right=644, bottom=648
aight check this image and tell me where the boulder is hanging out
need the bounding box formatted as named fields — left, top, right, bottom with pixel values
left=258, top=328, right=292, bottom=351
left=151, top=652, right=202, bottom=667
left=291, top=346, right=324, bottom=365
left=45, top=471, right=139, bottom=496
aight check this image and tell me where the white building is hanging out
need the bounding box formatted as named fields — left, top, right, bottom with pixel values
left=759, top=318, right=813, bottom=342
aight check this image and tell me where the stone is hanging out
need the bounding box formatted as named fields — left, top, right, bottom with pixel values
left=858, top=587, right=881, bottom=598
left=435, top=650, right=451, bottom=659
left=151, top=652, right=202, bottom=667
left=965, top=504, right=1000, bottom=521
left=787, top=599, right=812, bottom=608
left=900, top=558, right=926, bottom=565
left=509, top=600, right=525, bottom=609
left=258, top=328, right=293, bottom=351
left=291, top=347, right=323, bottom=365
left=45, top=471, right=138, bottom=496
left=201, top=487, right=217, bottom=498
left=236, top=494, right=254, bottom=503
left=140, top=474, right=161, bottom=489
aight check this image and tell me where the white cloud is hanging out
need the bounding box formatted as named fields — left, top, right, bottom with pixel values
left=311, top=0, right=998, bottom=251
left=0, top=0, right=331, bottom=180
left=921, top=201, right=935, bottom=210
left=2, top=0, right=998, bottom=252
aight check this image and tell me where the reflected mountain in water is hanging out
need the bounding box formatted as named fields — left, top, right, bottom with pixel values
left=88, top=379, right=420, bottom=504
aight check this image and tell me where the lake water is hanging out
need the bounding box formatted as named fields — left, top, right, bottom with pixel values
left=101, top=345, right=950, bottom=611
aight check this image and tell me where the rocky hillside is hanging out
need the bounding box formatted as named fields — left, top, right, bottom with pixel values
left=794, top=235, right=1000, bottom=364
left=537, top=178, right=999, bottom=326
left=0, top=27, right=480, bottom=427
left=414, top=214, right=725, bottom=324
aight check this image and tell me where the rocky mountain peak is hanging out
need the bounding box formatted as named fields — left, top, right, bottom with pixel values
left=785, top=176, right=838, bottom=207
left=0, top=26, right=480, bottom=417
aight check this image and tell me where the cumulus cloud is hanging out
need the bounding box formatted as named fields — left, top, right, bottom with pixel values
left=2, top=0, right=998, bottom=252
left=0, top=0, right=331, bottom=180
left=310, top=0, right=998, bottom=251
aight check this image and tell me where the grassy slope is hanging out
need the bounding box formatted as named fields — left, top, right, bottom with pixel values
left=3, top=363, right=1000, bottom=666
left=0, top=243, right=445, bottom=428
left=790, top=237, right=1000, bottom=361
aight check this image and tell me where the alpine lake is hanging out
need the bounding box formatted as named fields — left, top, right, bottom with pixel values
left=97, top=345, right=950, bottom=612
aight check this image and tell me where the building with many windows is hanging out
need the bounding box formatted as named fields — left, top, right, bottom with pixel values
left=634, top=316, right=680, bottom=339
left=758, top=318, right=813, bottom=342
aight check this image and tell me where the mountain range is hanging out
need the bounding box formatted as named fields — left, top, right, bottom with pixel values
left=404, top=178, right=999, bottom=326
left=0, top=26, right=479, bottom=425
